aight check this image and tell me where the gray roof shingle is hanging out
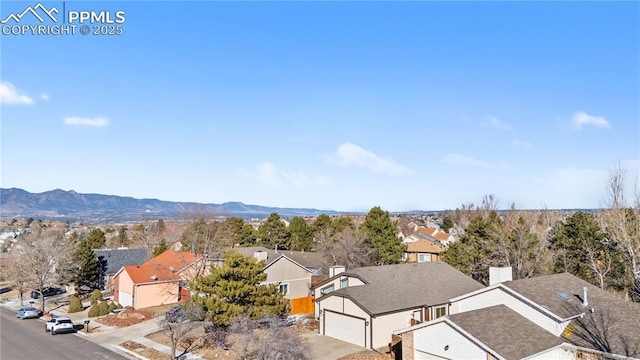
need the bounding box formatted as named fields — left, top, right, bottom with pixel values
left=329, top=262, right=484, bottom=315
left=504, top=273, right=640, bottom=357
left=94, top=248, right=149, bottom=275
left=448, top=305, right=564, bottom=360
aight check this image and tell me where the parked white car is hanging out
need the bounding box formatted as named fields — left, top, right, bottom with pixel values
left=45, top=317, right=75, bottom=335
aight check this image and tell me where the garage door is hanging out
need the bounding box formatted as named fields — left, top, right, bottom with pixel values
left=324, top=311, right=366, bottom=347
left=118, top=291, right=132, bottom=307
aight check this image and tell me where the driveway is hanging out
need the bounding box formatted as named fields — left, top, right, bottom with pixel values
left=302, top=331, right=366, bottom=360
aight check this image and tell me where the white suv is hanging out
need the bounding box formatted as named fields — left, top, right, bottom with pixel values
left=45, top=317, right=75, bottom=335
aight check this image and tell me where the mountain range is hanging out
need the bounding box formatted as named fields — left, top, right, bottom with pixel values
left=0, top=188, right=342, bottom=222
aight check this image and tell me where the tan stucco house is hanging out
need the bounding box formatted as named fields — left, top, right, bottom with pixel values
left=403, top=239, right=444, bottom=263
left=113, top=250, right=205, bottom=309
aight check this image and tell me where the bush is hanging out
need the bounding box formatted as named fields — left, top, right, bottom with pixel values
left=90, top=290, right=103, bottom=306
left=97, top=301, right=109, bottom=316
left=87, top=303, right=100, bottom=317
left=107, top=301, right=117, bottom=313
left=68, top=296, right=83, bottom=313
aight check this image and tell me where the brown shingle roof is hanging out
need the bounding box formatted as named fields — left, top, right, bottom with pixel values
left=448, top=305, right=564, bottom=360
left=228, top=246, right=326, bottom=269
left=325, top=262, right=484, bottom=315
left=406, top=239, right=444, bottom=254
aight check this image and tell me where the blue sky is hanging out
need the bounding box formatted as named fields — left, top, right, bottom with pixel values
left=1, top=1, right=639, bottom=212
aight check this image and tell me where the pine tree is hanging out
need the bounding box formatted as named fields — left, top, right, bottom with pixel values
left=257, top=213, right=291, bottom=250
left=360, top=207, right=406, bottom=265
left=86, top=228, right=106, bottom=249
left=73, top=240, right=102, bottom=289
left=152, top=238, right=170, bottom=257
left=288, top=217, right=314, bottom=251
left=189, top=252, right=287, bottom=326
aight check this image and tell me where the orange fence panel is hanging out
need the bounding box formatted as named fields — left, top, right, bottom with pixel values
left=290, top=296, right=314, bottom=314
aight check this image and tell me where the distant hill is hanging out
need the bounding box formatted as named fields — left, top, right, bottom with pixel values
left=0, top=188, right=341, bottom=222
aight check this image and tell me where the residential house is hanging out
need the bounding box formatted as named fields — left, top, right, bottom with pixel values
left=402, top=238, right=444, bottom=263
left=113, top=250, right=205, bottom=309
left=313, top=262, right=484, bottom=350
left=94, top=248, right=148, bottom=292
left=226, top=246, right=325, bottom=300
left=396, top=270, right=640, bottom=359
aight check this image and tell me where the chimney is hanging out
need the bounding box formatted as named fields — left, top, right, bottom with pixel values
left=582, top=287, right=588, bottom=307
left=329, top=265, right=345, bottom=277
left=254, top=251, right=268, bottom=262
left=489, top=267, right=512, bottom=286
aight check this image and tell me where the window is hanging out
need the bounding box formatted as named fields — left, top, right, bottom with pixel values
left=340, top=278, right=348, bottom=289
left=418, top=254, right=430, bottom=262
left=279, top=283, right=289, bottom=295
left=321, top=284, right=334, bottom=294
left=434, top=306, right=447, bottom=319
left=402, top=253, right=408, bottom=261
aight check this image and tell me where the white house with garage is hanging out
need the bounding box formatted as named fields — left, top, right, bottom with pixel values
left=394, top=269, right=640, bottom=360
left=313, top=262, right=484, bottom=350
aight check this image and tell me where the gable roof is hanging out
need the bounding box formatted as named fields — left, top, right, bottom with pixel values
left=319, top=262, right=484, bottom=316
left=94, top=248, right=149, bottom=275
left=117, top=250, right=203, bottom=285
left=448, top=305, right=564, bottom=360
left=502, top=273, right=640, bottom=356
left=406, top=239, right=444, bottom=254
left=227, top=246, right=325, bottom=269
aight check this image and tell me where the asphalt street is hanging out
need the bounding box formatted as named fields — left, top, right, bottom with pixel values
left=0, top=306, right=128, bottom=360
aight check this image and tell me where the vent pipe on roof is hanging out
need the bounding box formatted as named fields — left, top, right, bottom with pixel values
left=582, top=287, right=588, bottom=307
left=150, top=275, right=158, bottom=281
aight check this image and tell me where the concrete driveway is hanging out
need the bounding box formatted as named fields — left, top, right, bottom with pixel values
left=302, top=331, right=366, bottom=360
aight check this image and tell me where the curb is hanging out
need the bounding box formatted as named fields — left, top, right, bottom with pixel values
left=112, top=345, right=151, bottom=360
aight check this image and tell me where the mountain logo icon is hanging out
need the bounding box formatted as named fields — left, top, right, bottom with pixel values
left=1, top=3, right=59, bottom=24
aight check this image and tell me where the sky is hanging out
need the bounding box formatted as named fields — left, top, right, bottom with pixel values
left=1, top=1, right=639, bottom=213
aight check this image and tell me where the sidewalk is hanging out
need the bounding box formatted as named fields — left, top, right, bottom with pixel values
left=1, top=294, right=202, bottom=360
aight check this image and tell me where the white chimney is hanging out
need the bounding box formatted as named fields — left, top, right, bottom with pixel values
left=489, top=267, right=513, bottom=286
left=254, top=251, right=268, bottom=262
left=582, top=287, right=588, bottom=307
left=329, top=265, right=345, bottom=277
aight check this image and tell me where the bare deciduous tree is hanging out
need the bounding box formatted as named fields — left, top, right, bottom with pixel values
left=14, top=224, right=73, bottom=313
left=316, top=226, right=374, bottom=271
left=598, top=162, right=640, bottom=300
left=160, top=307, right=205, bottom=359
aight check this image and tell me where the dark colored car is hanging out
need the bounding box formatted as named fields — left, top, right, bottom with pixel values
left=165, top=306, right=183, bottom=322
left=30, top=287, right=65, bottom=299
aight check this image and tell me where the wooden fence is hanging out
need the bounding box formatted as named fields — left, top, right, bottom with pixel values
left=290, top=296, right=314, bottom=314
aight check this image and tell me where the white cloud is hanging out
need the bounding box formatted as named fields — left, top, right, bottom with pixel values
left=0, top=81, right=34, bottom=105
left=440, top=153, right=488, bottom=168
left=512, top=139, right=533, bottom=149
left=482, top=115, right=512, bottom=130
left=256, top=161, right=332, bottom=188
left=40, top=94, right=50, bottom=101
left=325, top=142, right=412, bottom=175
left=64, top=117, right=109, bottom=127
left=572, top=111, right=611, bottom=129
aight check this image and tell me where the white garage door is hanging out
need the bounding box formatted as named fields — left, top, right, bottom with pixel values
left=118, top=291, right=132, bottom=307
left=324, top=311, right=366, bottom=347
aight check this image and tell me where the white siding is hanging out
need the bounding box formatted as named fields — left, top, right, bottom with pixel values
left=451, top=287, right=562, bottom=336
left=413, top=321, right=487, bottom=360
left=318, top=296, right=371, bottom=346
left=118, top=291, right=132, bottom=307
left=526, top=346, right=576, bottom=360
left=371, top=309, right=416, bottom=349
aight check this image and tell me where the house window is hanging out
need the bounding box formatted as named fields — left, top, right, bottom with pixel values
left=434, top=305, right=447, bottom=319
left=418, top=254, right=430, bottom=262
left=279, top=283, right=289, bottom=295
left=340, top=278, right=348, bottom=289
left=402, top=253, right=408, bottom=261
left=321, top=284, right=334, bottom=294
